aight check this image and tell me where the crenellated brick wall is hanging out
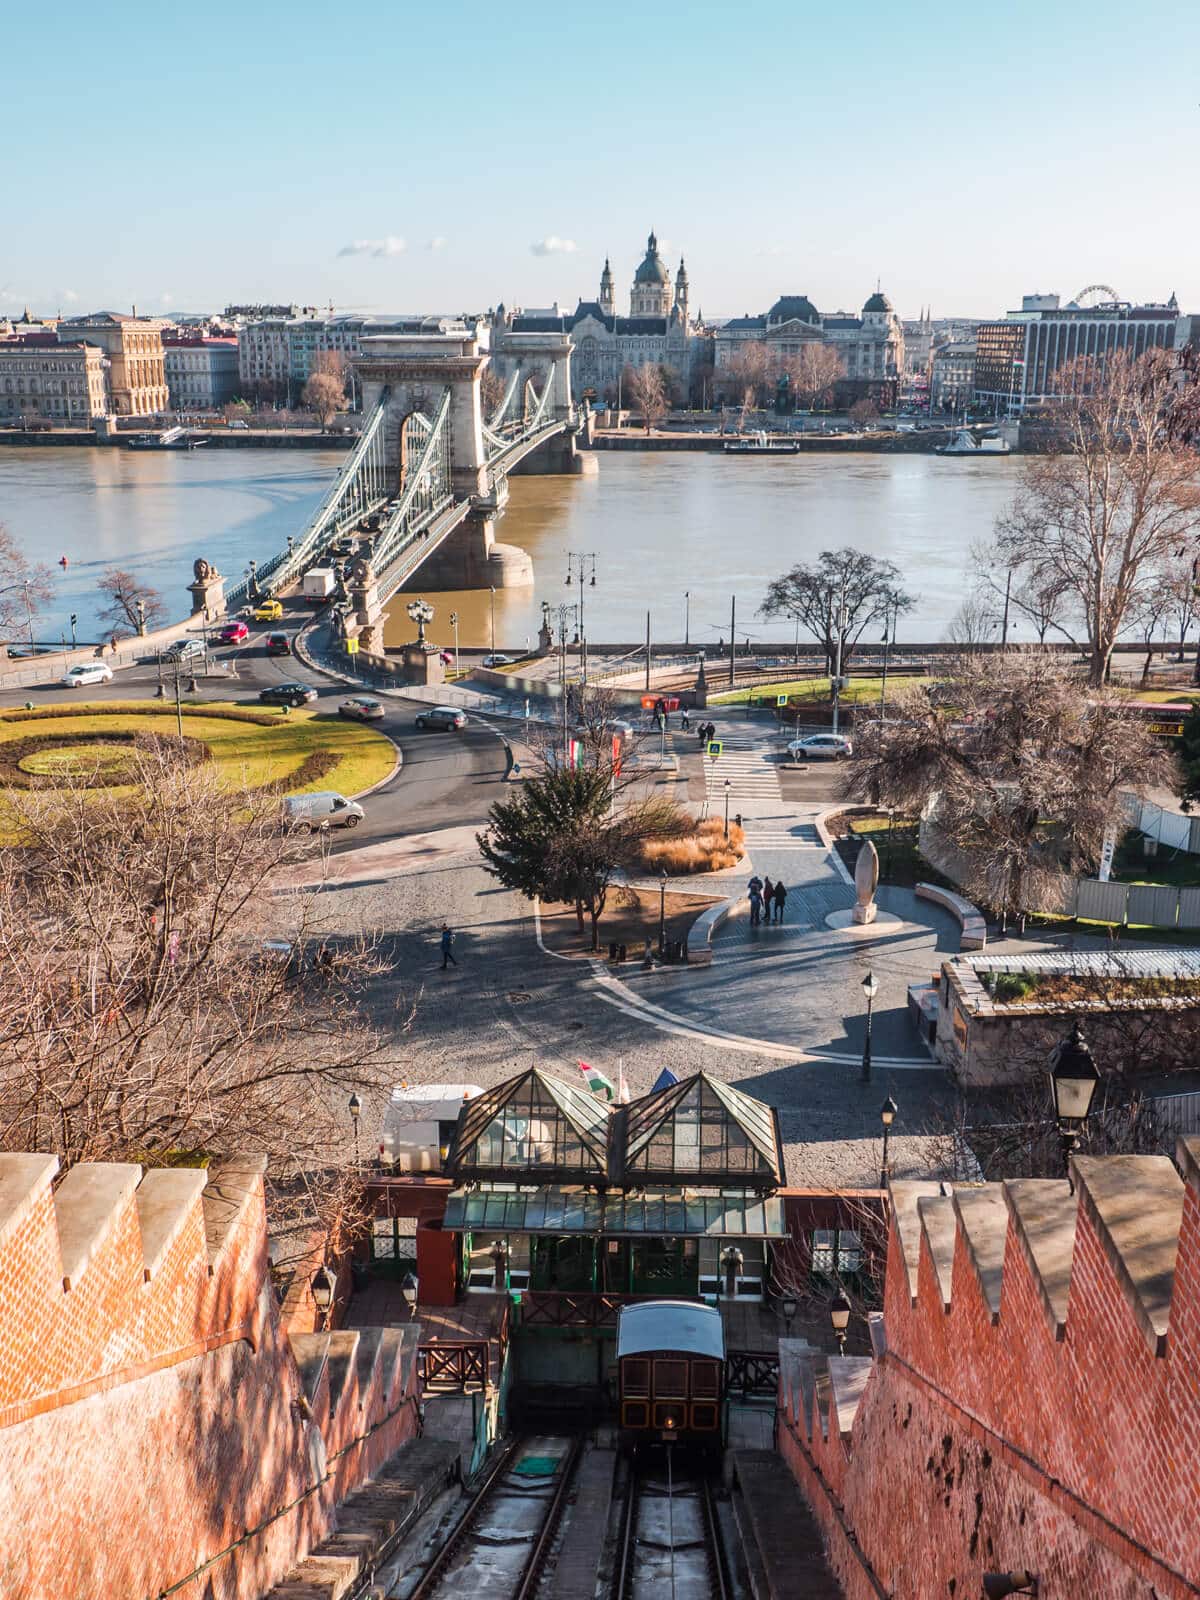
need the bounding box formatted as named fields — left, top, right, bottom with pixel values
left=0, top=1153, right=419, bottom=1600
left=777, top=1139, right=1200, bottom=1600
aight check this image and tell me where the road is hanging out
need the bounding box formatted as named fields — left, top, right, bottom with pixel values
left=0, top=605, right=512, bottom=847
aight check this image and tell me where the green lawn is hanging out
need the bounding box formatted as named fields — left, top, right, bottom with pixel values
left=1111, top=830, right=1200, bottom=888
left=710, top=675, right=895, bottom=707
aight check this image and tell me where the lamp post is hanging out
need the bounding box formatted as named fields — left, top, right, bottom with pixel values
left=69, top=612, right=77, bottom=649
left=1050, top=1021, right=1099, bottom=1188
left=861, top=970, right=879, bottom=1084
left=565, top=552, right=596, bottom=684
left=450, top=610, right=459, bottom=670
left=400, top=1271, right=418, bottom=1317
left=880, top=1095, right=897, bottom=1188
left=684, top=589, right=690, bottom=648
left=658, top=868, right=668, bottom=958
left=406, top=597, right=434, bottom=646
left=879, top=625, right=892, bottom=722
left=723, top=778, right=732, bottom=840
left=489, top=586, right=496, bottom=660
left=982, top=1575, right=1039, bottom=1599
left=830, top=1288, right=851, bottom=1354
left=348, top=1091, right=361, bottom=1168
left=779, top=1292, right=798, bottom=1326
left=310, top=1264, right=334, bottom=1331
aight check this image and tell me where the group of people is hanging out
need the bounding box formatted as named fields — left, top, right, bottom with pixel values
left=692, top=718, right=717, bottom=746
left=747, top=874, right=787, bottom=926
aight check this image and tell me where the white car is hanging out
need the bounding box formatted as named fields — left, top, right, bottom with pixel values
left=61, top=662, right=113, bottom=688
left=481, top=653, right=513, bottom=668
left=164, top=638, right=206, bottom=661
left=788, top=733, right=854, bottom=762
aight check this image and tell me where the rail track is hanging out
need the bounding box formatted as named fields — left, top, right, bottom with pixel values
left=407, top=1433, right=584, bottom=1600
left=614, top=1455, right=731, bottom=1600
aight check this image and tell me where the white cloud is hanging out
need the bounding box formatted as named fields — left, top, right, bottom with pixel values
left=755, top=246, right=783, bottom=258
left=160, top=292, right=173, bottom=307
left=425, top=236, right=447, bottom=252
left=338, top=235, right=406, bottom=259
left=62, top=288, right=79, bottom=302
left=530, top=236, right=577, bottom=257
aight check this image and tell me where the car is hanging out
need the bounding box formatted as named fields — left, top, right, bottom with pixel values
left=788, top=733, right=854, bottom=762
left=480, top=653, right=513, bottom=668
left=265, top=631, right=291, bottom=656
left=415, top=706, right=467, bottom=731
left=164, top=637, right=206, bottom=661
left=62, top=661, right=113, bottom=688
left=258, top=683, right=317, bottom=708
left=218, top=619, right=249, bottom=645
left=339, top=697, right=385, bottom=722
left=253, top=599, right=284, bottom=622
left=229, top=418, right=250, bottom=430
left=282, top=791, right=364, bottom=830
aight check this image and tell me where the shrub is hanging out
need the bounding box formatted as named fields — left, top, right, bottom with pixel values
left=640, top=818, right=746, bottom=876
left=0, top=702, right=283, bottom=727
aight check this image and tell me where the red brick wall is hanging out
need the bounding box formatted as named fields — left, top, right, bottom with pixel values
left=0, top=1157, right=418, bottom=1600
left=777, top=1149, right=1200, bottom=1600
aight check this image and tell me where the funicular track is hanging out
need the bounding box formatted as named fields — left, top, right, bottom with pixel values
left=614, top=1453, right=731, bottom=1600
left=408, top=1434, right=584, bottom=1600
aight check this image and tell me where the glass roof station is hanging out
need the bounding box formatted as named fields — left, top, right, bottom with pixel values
left=441, top=1069, right=788, bottom=1304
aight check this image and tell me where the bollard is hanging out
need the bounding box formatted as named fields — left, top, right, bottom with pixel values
left=618, top=943, right=627, bottom=963
left=609, top=941, right=619, bottom=963
left=735, top=813, right=742, bottom=830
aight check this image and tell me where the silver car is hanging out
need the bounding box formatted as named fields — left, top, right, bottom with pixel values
left=788, top=733, right=854, bottom=761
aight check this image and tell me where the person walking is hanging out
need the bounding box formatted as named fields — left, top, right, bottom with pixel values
left=773, top=880, right=787, bottom=924
left=747, top=874, right=763, bottom=927
left=762, top=876, right=774, bottom=922
left=440, top=923, right=457, bottom=969
left=681, top=707, right=690, bottom=731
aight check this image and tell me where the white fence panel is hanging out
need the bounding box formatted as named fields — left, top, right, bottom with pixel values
left=1076, top=879, right=1129, bottom=924
left=1178, top=887, right=1200, bottom=928
left=1135, top=799, right=1192, bottom=852
left=1151, top=1090, right=1200, bottom=1138
left=1125, top=883, right=1180, bottom=928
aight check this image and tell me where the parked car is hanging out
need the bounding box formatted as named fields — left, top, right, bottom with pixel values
left=218, top=619, right=249, bottom=645
left=229, top=419, right=250, bottom=430
left=62, top=661, right=113, bottom=688
left=415, top=706, right=467, bottom=731
left=164, top=638, right=206, bottom=661
left=265, top=631, right=291, bottom=656
left=788, top=733, right=854, bottom=761
left=282, top=791, right=363, bottom=830
left=339, top=697, right=385, bottom=722
left=481, top=653, right=513, bottom=668
left=253, top=599, right=284, bottom=622
left=258, top=683, right=317, bottom=708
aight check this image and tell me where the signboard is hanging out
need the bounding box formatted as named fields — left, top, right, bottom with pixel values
left=776, top=694, right=788, bottom=707
left=612, top=733, right=622, bottom=778
left=344, top=637, right=359, bottom=655
left=1148, top=720, right=1185, bottom=739
left=1097, top=823, right=1117, bottom=883
left=640, top=695, right=682, bottom=712
left=707, top=740, right=723, bottom=761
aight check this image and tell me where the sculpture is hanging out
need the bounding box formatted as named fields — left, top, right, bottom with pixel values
left=350, top=555, right=375, bottom=587
left=192, top=557, right=215, bottom=582
left=853, top=837, right=880, bottom=925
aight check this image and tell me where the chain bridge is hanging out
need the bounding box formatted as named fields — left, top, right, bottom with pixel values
left=225, top=330, right=592, bottom=621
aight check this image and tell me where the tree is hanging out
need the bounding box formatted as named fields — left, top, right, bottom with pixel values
left=0, top=521, right=52, bottom=641
left=848, top=396, right=879, bottom=426
left=996, top=350, right=1200, bottom=685
left=844, top=651, right=1175, bottom=925
left=760, top=548, right=913, bottom=673
left=783, top=344, right=843, bottom=410
left=624, top=362, right=668, bottom=434
left=480, top=364, right=508, bottom=418
left=303, top=351, right=348, bottom=430
left=223, top=399, right=251, bottom=425
left=0, top=744, right=406, bottom=1198
left=97, top=567, right=167, bottom=638
left=722, top=342, right=775, bottom=412
left=477, top=756, right=684, bottom=950
left=943, top=591, right=999, bottom=650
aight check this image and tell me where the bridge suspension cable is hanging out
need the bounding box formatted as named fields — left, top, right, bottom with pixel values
left=368, top=387, right=456, bottom=579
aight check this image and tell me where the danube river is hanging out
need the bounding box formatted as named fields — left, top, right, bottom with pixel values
left=0, top=446, right=1023, bottom=647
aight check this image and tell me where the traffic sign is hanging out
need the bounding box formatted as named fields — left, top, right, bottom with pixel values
left=707, top=740, right=723, bottom=761
left=776, top=694, right=788, bottom=707
left=344, top=637, right=359, bottom=655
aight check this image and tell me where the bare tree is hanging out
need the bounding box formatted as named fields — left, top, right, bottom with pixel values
left=997, top=350, right=1200, bottom=685
left=0, top=744, right=410, bottom=1196
left=303, top=351, right=348, bottom=431
left=943, top=590, right=999, bottom=650
left=479, top=364, right=508, bottom=419
left=848, top=396, right=879, bottom=426
left=0, top=521, right=52, bottom=641
left=844, top=651, right=1176, bottom=925
left=761, top=548, right=912, bottom=673
left=97, top=567, right=167, bottom=637
left=783, top=344, right=843, bottom=410
left=722, top=342, right=774, bottom=413
left=624, top=362, right=668, bottom=434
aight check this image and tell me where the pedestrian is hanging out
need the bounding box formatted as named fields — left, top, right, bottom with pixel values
left=748, top=886, right=762, bottom=926
left=762, top=876, right=774, bottom=921
left=708, top=721, right=717, bottom=746
left=697, top=721, right=706, bottom=748
left=681, top=707, right=690, bottom=731
left=440, top=923, right=457, bottom=970
left=774, top=880, right=787, bottom=924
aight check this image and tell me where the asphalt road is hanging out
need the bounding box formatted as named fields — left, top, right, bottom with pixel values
left=0, top=607, right=511, bottom=848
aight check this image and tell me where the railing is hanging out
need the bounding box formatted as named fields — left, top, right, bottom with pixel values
left=518, top=1290, right=702, bottom=1328
left=417, top=1340, right=490, bottom=1387
left=225, top=387, right=392, bottom=609
left=369, top=387, right=455, bottom=576
left=725, top=1349, right=780, bottom=1397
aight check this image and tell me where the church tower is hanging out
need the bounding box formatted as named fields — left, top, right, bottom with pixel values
left=631, top=231, right=672, bottom=318
left=599, top=256, right=615, bottom=317
left=674, top=258, right=689, bottom=325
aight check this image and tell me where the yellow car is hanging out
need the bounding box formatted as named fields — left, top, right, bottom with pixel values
left=252, top=599, right=283, bottom=622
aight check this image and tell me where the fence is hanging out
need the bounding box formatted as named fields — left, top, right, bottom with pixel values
left=1052, top=876, right=1200, bottom=929
left=1151, top=1089, right=1200, bottom=1139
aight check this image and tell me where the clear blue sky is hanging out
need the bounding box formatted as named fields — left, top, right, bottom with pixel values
left=5, top=0, right=1196, bottom=322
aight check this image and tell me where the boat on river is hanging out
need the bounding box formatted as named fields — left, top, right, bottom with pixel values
left=125, top=426, right=206, bottom=451
left=723, top=430, right=801, bottom=455
left=936, top=428, right=1010, bottom=456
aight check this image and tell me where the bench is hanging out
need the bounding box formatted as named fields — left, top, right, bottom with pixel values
left=915, top=882, right=987, bottom=950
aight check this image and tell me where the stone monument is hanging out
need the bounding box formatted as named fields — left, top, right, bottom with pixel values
left=853, top=837, right=880, bottom=925
left=187, top=557, right=225, bottom=621
left=348, top=555, right=388, bottom=656
left=394, top=596, right=445, bottom=687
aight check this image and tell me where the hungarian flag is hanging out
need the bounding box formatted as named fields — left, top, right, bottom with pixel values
left=577, top=1060, right=615, bottom=1101
left=567, top=738, right=583, bottom=770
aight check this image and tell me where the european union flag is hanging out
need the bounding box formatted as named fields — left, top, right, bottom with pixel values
left=651, top=1067, right=679, bottom=1094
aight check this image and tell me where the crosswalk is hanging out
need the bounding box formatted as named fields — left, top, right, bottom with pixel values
left=740, top=821, right=823, bottom=851
left=700, top=729, right=783, bottom=804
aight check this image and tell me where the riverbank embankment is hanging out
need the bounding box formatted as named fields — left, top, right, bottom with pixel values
left=593, top=427, right=971, bottom=454
left=0, top=429, right=353, bottom=450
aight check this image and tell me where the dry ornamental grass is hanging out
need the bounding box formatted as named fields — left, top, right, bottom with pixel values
left=640, top=816, right=746, bottom=875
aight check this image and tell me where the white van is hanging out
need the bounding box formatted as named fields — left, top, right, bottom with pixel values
left=283, top=791, right=364, bottom=830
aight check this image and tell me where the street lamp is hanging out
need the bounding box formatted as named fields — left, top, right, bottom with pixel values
left=658, top=868, right=668, bottom=958
left=450, top=610, right=460, bottom=670
left=406, top=597, right=434, bottom=646
left=1050, top=1021, right=1099, bottom=1187
left=723, top=777, right=732, bottom=840
left=310, top=1264, right=334, bottom=1330
left=489, top=586, right=497, bottom=660
left=348, top=1091, right=362, bottom=1167
left=880, top=1095, right=897, bottom=1188
left=779, top=1292, right=798, bottom=1325
left=684, top=590, right=690, bottom=648
left=830, top=1289, right=851, bottom=1354
left=69, top=612, right=77, bottom=649
left=400, top=1271, right=418, bottom=1313
left=982, top=1576, right=1039, bottom=1599
left=861, top=971, right=879, bottom=1084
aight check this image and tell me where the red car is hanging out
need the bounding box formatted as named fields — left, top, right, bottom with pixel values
left=218, top=619, right=249, bottom=645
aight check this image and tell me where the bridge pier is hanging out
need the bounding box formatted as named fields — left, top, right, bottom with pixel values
left=396, top=509, right=532, bottom=592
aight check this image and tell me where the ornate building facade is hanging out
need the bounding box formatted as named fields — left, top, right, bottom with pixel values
left=54, top=312, right=168, bottom=416
left=714, top=288, right=906, bottom=407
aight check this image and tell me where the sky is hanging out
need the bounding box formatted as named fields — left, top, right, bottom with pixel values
left=5, top=0, right=1198, bottom=323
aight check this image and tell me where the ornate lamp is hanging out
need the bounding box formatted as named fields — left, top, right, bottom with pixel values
left=830, top=1288, right=851, bottom=1353
left=310, top=1264, right=334, bottom=1327
left=406, top=597, right=435, bottom=646
left=400, top=1271, right=418, bottom=1310
left=1050, top=1022, right=1099, bottom=1182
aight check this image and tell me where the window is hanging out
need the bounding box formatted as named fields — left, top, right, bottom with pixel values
left=810, top=1228, right=862, bottom=1276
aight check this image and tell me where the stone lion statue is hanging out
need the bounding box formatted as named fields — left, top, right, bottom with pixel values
left=192, top=558, right=212, bottom=582
left=350, top=555, right=375, bottom=586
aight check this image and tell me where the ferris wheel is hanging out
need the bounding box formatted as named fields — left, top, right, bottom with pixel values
left=1072, top=284, right=1121, bottom=307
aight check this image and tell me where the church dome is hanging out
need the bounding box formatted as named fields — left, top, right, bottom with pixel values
left=862, top=290, right=893, bottom=314
left=767, top=295, right=818, bottom=325
left=634, top=232, right=670, bottom=285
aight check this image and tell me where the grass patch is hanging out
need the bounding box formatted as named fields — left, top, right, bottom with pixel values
left=710, top=675, right=896, bottom=707
left=0, top=704, right=394, bottom=802
left=640, top=818, right=746, bottom=875
left=1111, top=831, right=1200, bottom=889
